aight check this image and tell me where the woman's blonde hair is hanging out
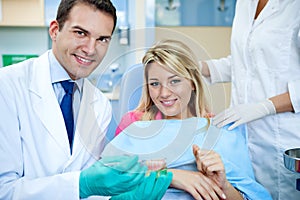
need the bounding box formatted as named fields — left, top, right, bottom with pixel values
left=135, top=39, right=210, bottom=120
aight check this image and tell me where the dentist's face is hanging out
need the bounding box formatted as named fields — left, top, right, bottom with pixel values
left=147, top=62, right=195, bottom=119
left=49, top=3, right=114, bottom=80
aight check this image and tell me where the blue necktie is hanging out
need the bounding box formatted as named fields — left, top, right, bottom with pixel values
left=60, top=81, right=75, bottom=153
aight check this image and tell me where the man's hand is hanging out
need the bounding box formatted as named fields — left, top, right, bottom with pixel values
left=213, top=99, right=276, bottom=130
left=79, top=155, right=147, bottom=198
left=110, top=171, right=173, bottom=200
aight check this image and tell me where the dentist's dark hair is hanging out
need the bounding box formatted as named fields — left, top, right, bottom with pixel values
left=56, top=0, right=117, bottom=33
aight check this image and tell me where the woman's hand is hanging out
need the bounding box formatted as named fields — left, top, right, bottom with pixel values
left=193, top=145, right=228, bottom=190
left=193, top=145, right=244, bottom=200
left=169, top=169, right=226, bottom=200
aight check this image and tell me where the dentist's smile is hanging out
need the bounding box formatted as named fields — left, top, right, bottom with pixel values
left=74, top=54, right=94, bottom=65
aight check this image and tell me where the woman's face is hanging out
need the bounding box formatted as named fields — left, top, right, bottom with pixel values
left=147, top=62, right=195, bottom=119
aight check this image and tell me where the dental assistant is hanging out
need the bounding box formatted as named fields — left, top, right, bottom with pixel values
left=201, top=0, right=300, bottom=199
left=0, top=0, right=156, bottom=199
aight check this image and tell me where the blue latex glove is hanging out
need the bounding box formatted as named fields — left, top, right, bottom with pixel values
left=110, top=171, right=173, bottom=200
left=79, top=155, right=147, bottom=198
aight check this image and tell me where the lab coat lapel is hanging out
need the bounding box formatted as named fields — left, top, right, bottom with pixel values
left=70, top=80, right=105, bottom=162
left=29, top=52, right=70, bottom=156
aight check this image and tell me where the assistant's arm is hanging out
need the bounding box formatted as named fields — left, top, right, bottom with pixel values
left=268, top=26, right=300, bottom=111
left=200, top=56, right=232, bottom=84
left=213, top=85, right=298, bottom=130
left=267, top=82, right=299, bottom=115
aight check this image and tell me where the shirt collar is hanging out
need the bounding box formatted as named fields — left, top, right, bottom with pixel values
left=49, top=50, right=83, bottom=92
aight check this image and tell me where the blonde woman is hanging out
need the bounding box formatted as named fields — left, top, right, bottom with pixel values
left=113, top=40, right=271, bottom=200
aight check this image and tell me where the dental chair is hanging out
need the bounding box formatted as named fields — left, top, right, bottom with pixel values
left=105, top=63, right=144, bottom=141
left=117, top=63, right=144, bottom=123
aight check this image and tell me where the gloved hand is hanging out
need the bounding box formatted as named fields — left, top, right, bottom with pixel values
left=213, top=99, right=276, bottom=130
left=110, top=171, right=173, bottom=200
left=79, top=155, right=147, bottom=198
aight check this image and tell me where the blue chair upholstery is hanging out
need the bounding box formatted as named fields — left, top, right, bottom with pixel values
left=96, top=73, right=122, bottom=93
left=117, top=63, right=144, bottom=123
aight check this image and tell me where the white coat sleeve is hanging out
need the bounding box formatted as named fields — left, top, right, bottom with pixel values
left=288, top=80, right=300, bottom=113
left=0, top=79, right=81, bottom=200
left=288, top=28, right=300, bottom=113
left=297, top=26, right=300, bottom=48
left=205, top=55, right=232, bottom=84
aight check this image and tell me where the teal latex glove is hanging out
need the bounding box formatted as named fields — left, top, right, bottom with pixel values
left=79, top=155, right=147, bottom=198
left=110, top=171, right=173, bottom=200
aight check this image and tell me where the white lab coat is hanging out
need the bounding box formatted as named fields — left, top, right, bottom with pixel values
left=207, top=0, right=300, bottom=199
left=0, top=51, right=112, bottom=200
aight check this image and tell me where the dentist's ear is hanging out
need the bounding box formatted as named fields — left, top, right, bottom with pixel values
left=48, top=20, right=60, bottom=41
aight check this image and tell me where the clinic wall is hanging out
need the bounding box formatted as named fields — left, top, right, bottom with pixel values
left=0, top=0, right=49, bottom=67
left=155, top=26, right=232, bottom=114
left=0, top=27, right=49, bottom=67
